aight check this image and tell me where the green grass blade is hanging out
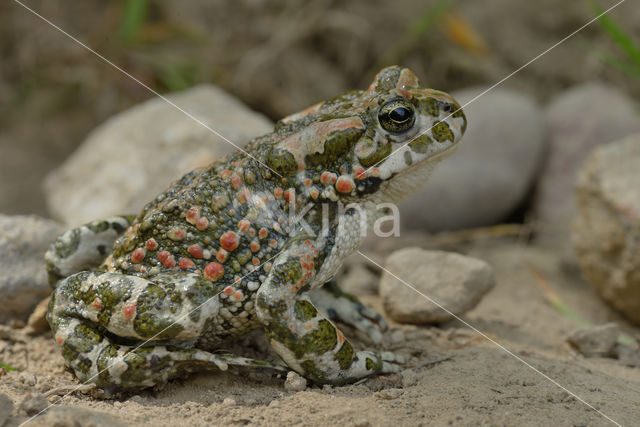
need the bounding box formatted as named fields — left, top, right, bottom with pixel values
left=0, top=362, right=17, bottom=372
left=119, top=0, right=149, bottom=44
left=592, top=1, right=640, bottom=66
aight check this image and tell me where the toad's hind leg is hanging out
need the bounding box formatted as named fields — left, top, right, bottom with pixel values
left=311, top=280, right=388, bottom=344
left=45, top=216, right=134, bottom=286
left=47, top=270, right=284, bottom=393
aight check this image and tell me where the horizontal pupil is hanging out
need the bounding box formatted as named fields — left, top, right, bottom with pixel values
left=390, top=107, right=409, bottom=122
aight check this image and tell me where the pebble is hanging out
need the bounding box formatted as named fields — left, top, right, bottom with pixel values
left=284, top=371, right=307, bottom=392
left=400, top=87, right=546, bottom=231
left=44, top=85, right=273, bottom=226
left=0, top=215, right=62, bottom=323
left=18, top=393, right=47, bottom=416
left=535, top=82, right=640, bottom=240
left=221, top=397, right=237, bottom=407
left=380, top=248, right=495, bottom=323
left=571, top=133, right=640, bottom=324
left=0, top=392, right=13, bottom=426
left=566, top=323, right=620, bottom=358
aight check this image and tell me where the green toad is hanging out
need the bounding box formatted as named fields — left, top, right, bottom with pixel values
left=45, top=66, right=466, bottom=394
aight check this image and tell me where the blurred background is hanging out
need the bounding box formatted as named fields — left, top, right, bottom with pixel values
left=0, top=0, right=638, bottom=219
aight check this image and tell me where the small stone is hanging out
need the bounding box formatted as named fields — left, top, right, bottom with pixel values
left=27, top=296, right=51, bottom=333
left=380, top=248, right=495, bottom=323
left=572, top=134, right=640, bottom=324
left=0, top=215, right=63, bottom=322
left=268, top=400, right=280, bottom=408
left=284, top=371, right=307, bottom=392
left=0, top=392, right=13, bottom=427
left=18, top=393, right=47, bottom=416
left=18, top=372, right=37, bottom=387
left=221, top=397, right=236, bottom=407
left=566, top=323, right=620, bottom=358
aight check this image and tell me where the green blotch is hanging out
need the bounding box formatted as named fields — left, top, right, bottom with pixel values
left=86, top=220, right=109, bottom=234
left=418, top=97, right=440, bottom=116
left=96, top=344, right=118, bottom=386
left=302, top=320, right=337, bottom=356
left=294, top=300, right=317, bottom=322
left=373, top=66, right=402, bottom=92
left=119, top=348, right=155, bottom=384
left=274, top=259, right=303, bottom=285
left=408, top=135, right=433, bottom=153
left=365, top=357, right=382, bottom=371
left=300, top=359, right=327, bottom=382
left=431, top=121, right=454, bottom=142
left=334, top=342, right=355, bottom=370
left=54, top=228, right=81, bottom=259
left=358, top=139, right=391, bottom=168
left=133, top=284, right=185, bottom=339
left=61, top=323, right=102, bottom=377
left=305, top=127, right=364, bottom=167
left=267, top=148, right=298, bottom=177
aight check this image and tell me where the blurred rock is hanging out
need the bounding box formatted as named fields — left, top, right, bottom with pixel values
left=26, top=297, right=51, bottom=334
left=0, top=215, right=62, bottom=323
left=566, top=323, right=620, bottom=358
left=17, top=393, right=47, bottom=416
left=29, top=406, right=125, bottom=427
left=284, top=371, right=307, bottom=392
left=400, top=87, right=546, bottom=231
left=572, top=134, right=640, bottom=324
left=380, top=247, right=495, bottom=323
left=535, top=83, right=640, bottom=240
left=44, top=85, right=273, bottom=226
left=0, top=392, right=13, bottom=426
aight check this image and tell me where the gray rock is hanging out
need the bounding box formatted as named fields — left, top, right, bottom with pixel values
left=44, top=85, right=273, bottom=226
left=400, top=87, right=546, bottom=231
left=17, top=393, right=47, bottom=417
left=0, top=392, right=13, bottom=427
left=29, top=406, right=125, bottom=427
left=535, top=83, right=640, bottom=239
left=380, top=247, right=495, bottom=323
left=566, top=323, right=620, bottom=358
left=0, top=215, right=62, bottom=323
left=572, top=134, right=640, bottom=324
left=284, top=371, right=307, bottom=392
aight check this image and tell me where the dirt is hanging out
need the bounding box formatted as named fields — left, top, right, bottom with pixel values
left=1, top=237, right=639, bottom=426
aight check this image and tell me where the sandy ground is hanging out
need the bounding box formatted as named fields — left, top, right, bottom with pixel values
left=1, top=237, right=639, bottom=426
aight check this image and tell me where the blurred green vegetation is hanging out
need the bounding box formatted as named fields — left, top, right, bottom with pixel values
left=593, top=1, right=640, bottom=80
left=0, top=362, right=17, bottom=372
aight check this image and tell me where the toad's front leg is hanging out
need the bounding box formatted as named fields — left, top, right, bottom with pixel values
left=255, top=238, right=402, bottom=385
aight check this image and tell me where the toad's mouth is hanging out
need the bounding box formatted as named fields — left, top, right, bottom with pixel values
left=365, top=139, right=462, bottom=204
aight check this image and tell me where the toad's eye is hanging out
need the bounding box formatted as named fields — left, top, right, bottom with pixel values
left=378, top=101, right=416, bottom=133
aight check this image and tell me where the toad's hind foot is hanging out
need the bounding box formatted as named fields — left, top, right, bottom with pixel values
left=45, top=216, right=134, bottom=286
left=312, top=280, right=388, bottom=345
